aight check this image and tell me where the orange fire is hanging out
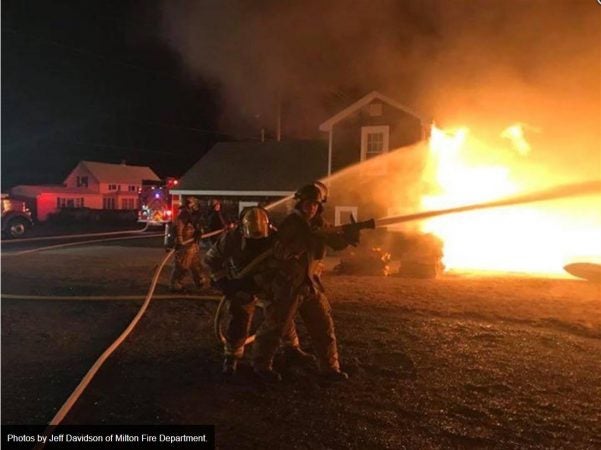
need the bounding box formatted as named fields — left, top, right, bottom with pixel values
left=420, top=125, right=601, bottom=275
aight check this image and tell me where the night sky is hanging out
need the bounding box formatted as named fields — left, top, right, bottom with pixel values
left=2, top=0, right=222, bottom=191
left=3, top=1, right=599, bottom=191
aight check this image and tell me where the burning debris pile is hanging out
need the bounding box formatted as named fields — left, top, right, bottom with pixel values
left=333, top=247, right=391, bottom=276
left=396, top=233, right=444, bottom=279
left=332, top=232, right=444, bottom=279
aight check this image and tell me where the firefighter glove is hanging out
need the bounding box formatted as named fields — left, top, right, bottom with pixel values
left=343, top=226, right=361, bottom=246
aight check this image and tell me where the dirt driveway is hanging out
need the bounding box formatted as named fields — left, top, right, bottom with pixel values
left=2, top=242, right=600, bottom=449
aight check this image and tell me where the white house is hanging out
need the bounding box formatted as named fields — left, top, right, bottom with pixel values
left=10, top=160, right=160, bottom=221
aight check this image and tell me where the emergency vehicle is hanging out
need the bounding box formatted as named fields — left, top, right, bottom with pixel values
left=1, top=194, right=34, bottom=238
left=137, top=178, right=178, bottom=226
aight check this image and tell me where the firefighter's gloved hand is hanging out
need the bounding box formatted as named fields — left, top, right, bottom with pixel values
left=343, top=227, right=361, bottom=246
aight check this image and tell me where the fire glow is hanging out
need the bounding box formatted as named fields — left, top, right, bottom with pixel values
left=420, top=125, right=601, bottom=275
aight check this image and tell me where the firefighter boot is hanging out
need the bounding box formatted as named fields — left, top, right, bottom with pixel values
left=222, top=356, right=239, bottom=376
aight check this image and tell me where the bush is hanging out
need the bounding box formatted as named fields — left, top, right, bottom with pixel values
left=46, top=208, right=138, bottom=225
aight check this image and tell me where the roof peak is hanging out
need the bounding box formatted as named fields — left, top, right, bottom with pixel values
left=319, top=90, right=424, bottom=132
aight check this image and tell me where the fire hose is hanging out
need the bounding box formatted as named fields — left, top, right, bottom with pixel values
left=2, top=232, right=165, bottom=257
left=2, top=227, right=228, bottom=445
left=1, top=223, right=152, bottom=245
left=43, top=228, right=226, bottom=428
left=12, top=178, right=599, bottom=437
left=214, top=179, right=601, bottom=346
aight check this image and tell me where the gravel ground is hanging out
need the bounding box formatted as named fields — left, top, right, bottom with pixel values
left=2, top=242, right=600, bottom=449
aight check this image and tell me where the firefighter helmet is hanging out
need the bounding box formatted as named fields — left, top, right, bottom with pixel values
left=240, top=207, right=270, bottom=239
left=314, top=181, right=328, bottom=203
left=294, top=183, right=325, bottom=203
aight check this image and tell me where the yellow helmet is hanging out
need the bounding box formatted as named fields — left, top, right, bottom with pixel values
left=241, top=207, right=270, bottom=239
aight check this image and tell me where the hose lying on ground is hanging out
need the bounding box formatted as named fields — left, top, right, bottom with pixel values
left=2, top=223, right=152, bottom=245
left=47, top=248, right=176, bottom=426
left=2, top=232, right=164, bottom=257
left=3, top=227, right=229, bottom=444
left=2, top=293, right=222, bottom=302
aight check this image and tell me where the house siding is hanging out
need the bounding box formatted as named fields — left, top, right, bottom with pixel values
left=331, top=101, right=424, bottom=173
left=327, top=99, right=427, bottom=227
left=64, top=164, right=100, bottom=191
left=36, top=193, right=99, bottom=221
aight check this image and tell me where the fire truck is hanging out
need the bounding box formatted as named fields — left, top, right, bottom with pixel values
left=137, top=178, right=178, bottom=226
left=1, top=194, right=34, bottom=238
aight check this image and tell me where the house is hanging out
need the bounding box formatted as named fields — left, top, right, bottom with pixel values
left=172, top=91, right=428, bottom=225
left=318, top=90, right=428, bottom=225
left=9, top=160, right=160, bottom=221
left=170, top=140, right=328, bottom=221
left=319, top=90, right=427, bottom=175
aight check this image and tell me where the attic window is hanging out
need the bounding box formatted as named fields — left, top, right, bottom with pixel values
left=368, top=102, right=382, bottom=117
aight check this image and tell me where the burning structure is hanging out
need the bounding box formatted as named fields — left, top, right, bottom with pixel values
left=162, top=1, right=600, bottom=279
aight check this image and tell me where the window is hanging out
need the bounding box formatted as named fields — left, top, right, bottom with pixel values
left=57, top=197, right=84, bottom=208
left=108, top=184, right=120, bottom=191
left=121, top=198, right=135, bottom=209
left=334, top=206, right=358, bottom=226
left=76, top=176, right=88, bottom=187
left=366, top=133, right=384, bottom=157
left=238, top=201, right=258, bottom=214
left=103, top=197, right=115, bottom=209
left=360, top=126, right=389, bottom=161
left=128, top=185, right=137, bottom=192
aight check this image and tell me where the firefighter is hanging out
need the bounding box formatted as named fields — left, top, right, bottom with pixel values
left=169, top=196, right=210, bottom=292
left=205, top=206, right=315, bottom=375
left=252, top=182, right=358, bottom=382
left=207, top=199, right=228, bottom=244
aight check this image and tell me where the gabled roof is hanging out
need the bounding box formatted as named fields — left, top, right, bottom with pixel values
left=172, top=140, right=328, bottom=195
left=319, top=90, right=425, bottom=132
left=10, top=185, right=97, bottom=197
left=69, top=161, right=160, bottom=184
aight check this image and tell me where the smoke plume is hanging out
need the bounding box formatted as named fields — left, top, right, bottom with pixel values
left=160, top=0, right=600, bottom=177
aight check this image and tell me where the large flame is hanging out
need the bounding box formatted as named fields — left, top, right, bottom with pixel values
left=421, top=125, right=601, bottom=275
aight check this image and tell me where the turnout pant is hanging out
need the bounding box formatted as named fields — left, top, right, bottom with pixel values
left=170, top=243, right=209, bottom=290
left=252, top=283, right=339, bottom=372
left=225, top=291, right=301, bottom=359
